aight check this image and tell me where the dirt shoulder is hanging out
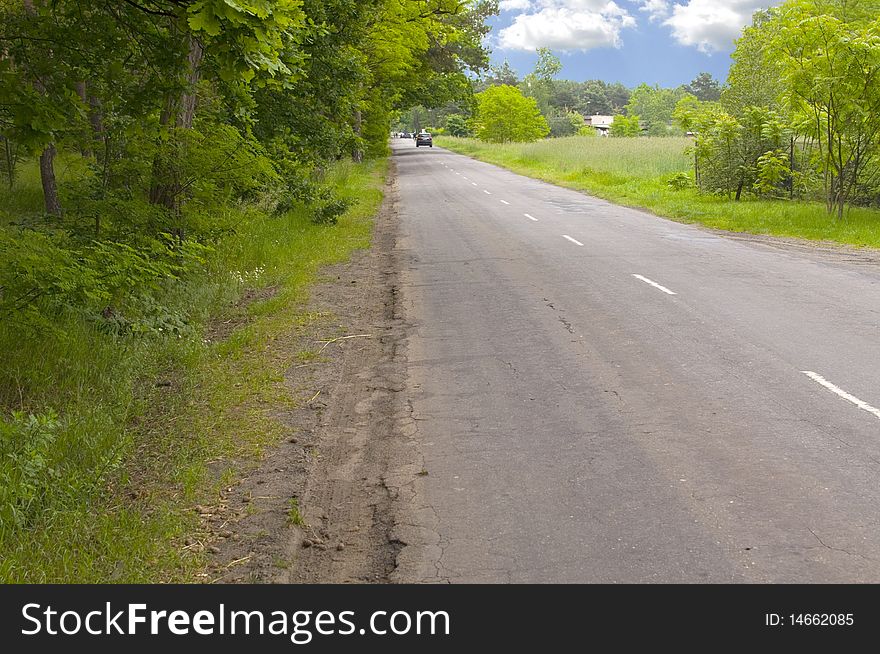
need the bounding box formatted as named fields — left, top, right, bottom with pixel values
left=202, top=162, right=428, bottom=584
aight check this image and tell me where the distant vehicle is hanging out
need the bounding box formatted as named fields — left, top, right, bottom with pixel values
left=416, top=132, right=433, bottom=148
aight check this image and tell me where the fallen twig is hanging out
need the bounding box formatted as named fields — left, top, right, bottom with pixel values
left=224, top=555, right=252, bottom=569
left=315, top=333, right=372, bottom=353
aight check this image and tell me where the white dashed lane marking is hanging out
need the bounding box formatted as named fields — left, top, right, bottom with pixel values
left=802, top=371, right=880, bottom=421
left=562, top=235, right=584, bottom=247
left=632, top=274, right=676, bottom=295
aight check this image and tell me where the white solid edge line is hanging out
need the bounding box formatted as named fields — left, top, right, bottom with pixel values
left=802, top=371, right=880, bottom=421
left=632, top=274, right=677, bottom=295
left=562, top=235, right=584, bottom=246
left=524, top=213, right=538, bottom=221
left=483, top=190, right=492, bottom=195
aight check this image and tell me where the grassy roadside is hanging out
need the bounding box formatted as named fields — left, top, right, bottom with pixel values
left=436, top=136, right=880, bottom=249
left=0, top=157, right=386, bottom=583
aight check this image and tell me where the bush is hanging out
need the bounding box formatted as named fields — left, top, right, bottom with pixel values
left=311, top=188, right=355, bottom=225
left=445, top=114, right=473, bottom=138
left=0, top=411, right=63, bottom=533
left=0, top=228, right=209, bottom=332
left=666, top=172, right=692, bottom=191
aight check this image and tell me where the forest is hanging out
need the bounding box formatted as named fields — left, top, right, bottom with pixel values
left=0, top=0, right=496, bottom=581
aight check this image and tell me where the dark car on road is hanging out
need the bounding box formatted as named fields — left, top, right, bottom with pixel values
left=416, top=132, right=433, bottom=148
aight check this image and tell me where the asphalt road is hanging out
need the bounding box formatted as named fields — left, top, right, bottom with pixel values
left=391, top=138, right=880, bottom=583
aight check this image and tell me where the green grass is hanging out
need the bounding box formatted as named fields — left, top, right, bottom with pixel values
left=436, top=135, right=880, bottom=249
left=286, top=498, right=305, bottom=526
left=0, top=156, right=386, bottom=582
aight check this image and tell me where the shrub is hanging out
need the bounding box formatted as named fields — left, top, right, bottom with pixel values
left=0, top=411, right=62, bottom=533
left=666, top=172, right=692, bottom=191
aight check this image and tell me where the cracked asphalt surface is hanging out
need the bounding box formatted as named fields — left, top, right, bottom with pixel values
left=389, top=139, right=880, bottom=583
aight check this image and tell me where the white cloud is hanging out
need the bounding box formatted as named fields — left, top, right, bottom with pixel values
left=499, top=0, right=534, bottom=11
left=638, top=0, right=670, bottom=22
left=662, top=0, right=775, bottom=52
left=497, top=1, right=636, bottom=51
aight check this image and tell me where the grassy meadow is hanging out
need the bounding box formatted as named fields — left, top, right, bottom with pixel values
left=0, top=156, right=386, bottom=582
left=436, top=135, right=880, bottom=249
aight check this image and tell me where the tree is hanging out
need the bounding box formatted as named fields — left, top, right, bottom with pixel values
left=547, top=109, right=586, bottom=138
left=625, top=84, right=690, bottom=136
left=684, top=72, right=721, bottom=102
left=770, top=0, right=880, bottom=217
left=610, top=114, right=641, bottom=137
left=577, top=80, right=613, bottom=115
left=487, top=60, right=519, bottom=86
left=520, top=47, right=560, bottom=116
left=445, top=114, right=473, bottom=137
left=674, top=96, right=794, bottom=199
left=722, top=9, right=786, bottom=116
left=534, top=47, right=562, bottom=80
left=474, top=85, right=549, bottom=143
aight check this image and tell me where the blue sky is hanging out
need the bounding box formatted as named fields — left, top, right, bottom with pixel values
left=487, top=1, right=779, bottom=88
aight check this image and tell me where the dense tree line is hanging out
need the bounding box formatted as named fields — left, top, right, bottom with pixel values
left=673, top=0, right=880, bottom=216
left=0, top=0, right=497, bottom=560
left=405, top=48, right=721, bottom=142
left=0, top=0, right=497, bottom=325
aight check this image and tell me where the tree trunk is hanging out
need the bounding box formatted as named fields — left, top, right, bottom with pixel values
left=39, top=143, right=61, bottom=216
left=24, top=0, right=62, bottom=215
left=351, top=108, right=363, bottom=163
left=176, top=36, right=203, bottom=130
left=88, top=92, right=106, bottom=164
left=149, top=34, right=203, bottom=215
left=75, top=81, right=92, bottom=158
left=2, top=137, right=15, bottom=188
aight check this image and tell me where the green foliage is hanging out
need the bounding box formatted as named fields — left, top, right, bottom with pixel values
left=610, top=115, right=641, bottom=137
left=486, top=59, right=519, bottom=86
left=625, top=85, right=691, bottom=136
left=0, top=0, right=495, bottom=582
left=722, top=9, right=786, bottom=115
left=310, top=189, right=356, bottom=226
left=287, top=497, right=305, bottom=526
left=0, top=156, right=385, bottom=582
left=533, top=48, right=562, bottom=81
left=577, top=125, right=598, bottom=137
left=754, top=150, right=791, bottom=197
left=445, top=114, right=474, bottom=137
left=474, top=85, right=549, bottom=143
left=667, top=172, right=692, bottom=191
left=683, top=73, right=721, bottom=102
left=520, top=48, right=561, bottom=116
left=547, top=109, right=586, bottom=138
left=0, top=228, right=209, bottom=331
left=0, top=411, right=62, bottom=533
left=768, top=0, right=880, bottom=217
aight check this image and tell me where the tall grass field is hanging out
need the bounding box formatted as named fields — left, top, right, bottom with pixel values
left=436, top=136, right=880, bottom=249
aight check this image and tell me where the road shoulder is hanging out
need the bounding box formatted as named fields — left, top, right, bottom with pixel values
left=204, top=163, right=429, bottom=583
